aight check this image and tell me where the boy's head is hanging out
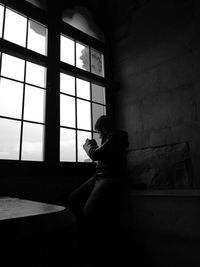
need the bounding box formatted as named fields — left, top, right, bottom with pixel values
left=94, top=115, right=115, bottom=139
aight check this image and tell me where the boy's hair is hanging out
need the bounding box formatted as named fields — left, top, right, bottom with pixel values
left=94, top=115, right=115, bottom=132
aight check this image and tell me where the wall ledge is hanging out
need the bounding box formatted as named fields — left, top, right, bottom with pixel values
left=129, top=189, right=200, bottom=197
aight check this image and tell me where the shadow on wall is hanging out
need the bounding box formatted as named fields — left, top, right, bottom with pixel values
left=127, top=142, right=194, bottom=189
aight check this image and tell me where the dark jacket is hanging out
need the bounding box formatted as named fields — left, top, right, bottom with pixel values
left=84, top=130, right=129, bottom=180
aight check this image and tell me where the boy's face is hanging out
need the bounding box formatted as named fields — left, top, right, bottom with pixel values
left=97, top=129, right=108, bottom=140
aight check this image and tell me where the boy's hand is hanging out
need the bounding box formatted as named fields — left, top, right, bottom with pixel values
left=83, top=139, right=98, bottom=152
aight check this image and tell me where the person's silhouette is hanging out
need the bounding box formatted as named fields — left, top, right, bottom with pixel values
left=67, top=115, right=129, bottom=266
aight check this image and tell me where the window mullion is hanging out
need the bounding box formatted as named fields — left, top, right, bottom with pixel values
left=44, top=6, right=60, bottom=164
left=19, top=60, right=27, bottom=160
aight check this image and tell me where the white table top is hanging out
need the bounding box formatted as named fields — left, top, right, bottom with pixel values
left=0, top=197, right=65, bottom=221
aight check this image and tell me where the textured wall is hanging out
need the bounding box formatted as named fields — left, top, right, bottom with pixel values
left=107, top=0, right=200, bottom=186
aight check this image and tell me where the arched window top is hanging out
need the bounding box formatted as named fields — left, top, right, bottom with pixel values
left=25, top=0, right=47, bottom=11
left=62, top=6, right=105, bottom=43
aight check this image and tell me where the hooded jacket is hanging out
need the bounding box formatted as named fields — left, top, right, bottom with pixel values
left=83, top=130, right=129, bottom=180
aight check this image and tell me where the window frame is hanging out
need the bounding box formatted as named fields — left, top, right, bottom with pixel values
left=0, top=0, right=111, bottom=172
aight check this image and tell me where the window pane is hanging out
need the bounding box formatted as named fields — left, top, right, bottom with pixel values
left=77, top=130, right=91, bottom=162
left=60, top=73, right=75, bottom=95
left=0, top=4, right=4, bottom=38
left=27, top=19, right=48, bottom=55
left=26, top=61, right=46, bottom=88
left=1, top=53, right=25, bottom=81
left=0, top=118, right=21, bottom=160
left=24, top=85, right=45, bottom=123
left=92, top=83, right=105, bottom=104
left=4, top=8, right=27, bottom=47
left=60, top=95, right=75, bottom=128
left=77, top=99, right=91, bottom=130
left=91, top=49, right=104, bottom=77
left=60, top=128, right=76, bottom=162
left=0, top=78, right=23, bottom=119
left=92, top=104, right=106, bottom=131
left=21, top=122, right=44, bottom=161
left=76, top=42, right=89, bottom=71
left=60, top=35, right=75, bottom=65
left=77, top=78, right=90, bottom=100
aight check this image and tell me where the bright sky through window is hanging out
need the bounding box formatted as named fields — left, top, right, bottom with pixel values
left=0, top=53, right=46, bottom=161
left=0, top=4, right=106, bottom=162
left=59, top=32, right=106, bottom=162
left=0, top=4, right=4, bottom=38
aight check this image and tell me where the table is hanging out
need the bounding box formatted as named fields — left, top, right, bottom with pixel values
left=0, top=197, right=76, bottom=266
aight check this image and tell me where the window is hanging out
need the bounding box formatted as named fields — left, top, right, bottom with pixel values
left=0, top=3, right=47, bottom=161
left=60, top=34, right=106, bottom=162
left=0, top=53, right=47, bottom=161
left=0, top=2, right=107, bottom=164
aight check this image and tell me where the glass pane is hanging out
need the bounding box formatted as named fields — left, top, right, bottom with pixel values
left=76, top=42, right=89, bottom=71
left=27, top=19, right=48, bottom=55
left=0, top=4, right=4, bottom=38
left=60, top=95, right=75, bottom=128
left=0, top=118, right=21, bottom=160
left=91, top=49, right=104, bottom=77
left=21, top=122, right=44, bottom=161
left=77, top=99, right=91, bottom=130
left=77, top=130, right=91, bottom=162
left=93, top=132, right=101, bottom=147
left=60, top=35, right=75, bottom=65
left=77, top=78, right=90, bottom=100
left=92, top=104, right=106, bottom=131
left=4, top=8, right=27, bottom=47
left=24, top=85, right=45, bottom=123
left=60, top=128, right=76, bottom=162
left=26, top=61, right=46, bottom=88
left=92, top=83, right=105, bottom=104
left=60, top=73, right=75, bottom=95
left=0, top=78, right=23, bottom=119
left=1, top=53, right=25, bottom=81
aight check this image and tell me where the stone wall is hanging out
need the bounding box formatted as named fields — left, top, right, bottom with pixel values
left=105, top=0, right=200, bottom=186
left=127, top=142, right=194, bottom=188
